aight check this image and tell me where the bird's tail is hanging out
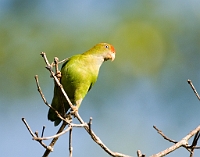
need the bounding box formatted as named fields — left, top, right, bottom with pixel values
left=48, top=82, right=65, bottom=126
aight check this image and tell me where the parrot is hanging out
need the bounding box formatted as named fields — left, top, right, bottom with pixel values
left=48, top=43, right=116, bottom=126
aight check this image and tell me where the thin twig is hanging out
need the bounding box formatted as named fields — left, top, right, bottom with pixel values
left=58, top=57, right=69, bottom=64
left=153, top=126, right=177, bottom=144
left=22, top=118, right=53, bottom=151
left=137, top=150, right=145, bottom=157
left=22, top=117, right=86, bottom=156
left=74, top=112, right=131, bottom=157
left=41, top=126, right=45, bottom=138
left=22, top=118, right=36, bottom=137
left=43, top=121, right=68, bottom=157
left=51, top=57, right=69, bottom=67
left=69, top=128, right=73, bottom=157
left=34, top=73, right=70, bottom=156
left=34, top=75, right=70, bottom=124
left=40, top=52, right=51, bottom=66
left=191, top=131, right=200, bottom=148
left=151, top=125, right=200, bottom=157
left=34, top=73, right=69, bottom=156
left=190, top=131, right=200, bottom=157
left=187, top=79, right=200, bottom=101
left=34, top=125, right=71, bottom=141
left=88, top=117, right=92, bottom=134
left=34, top=123, right=87, bottom=141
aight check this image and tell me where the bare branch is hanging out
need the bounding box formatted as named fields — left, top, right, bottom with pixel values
left=88, top=117, right=92, bottom=134
left=34, top=74, right=70, bottom=156
left=34, top=123, right=87, bottom=141
left=69, top=128, right=73, bottom=157
left=137, top=150, right=145, bottom=157
left=22, top=118, right=36, bottom=138
left=153, top=126, right=177, bottom=144
left=51, top=57, right=69, bottom=67
left=150, top=125, right=200, bottom=157
left=74, top=112, right=132, bottom=157
left=34, top=75, right=71, bottom=124
left=41, top=52, right=132, bottom=157
left=41, top=126, right=45, bottom=138
left=34, top=125, right=71, bottom=141
left=43, top=121, right=68, bottom=157
left=22, top=118, right=53, bottom=152
left=40, top=52, right=51, bottom=66
left=187, top=79, right=200, bottom=101
left=189, top=131, right=200, bottom=157
left=58, top=57, right=69, bottom=64
left=22, top=116, right=86, bottom=156
left=25, top=53, right=200, bottom=157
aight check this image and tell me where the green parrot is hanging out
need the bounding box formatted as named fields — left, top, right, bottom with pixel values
left=48, top=43, right=116, bottom=126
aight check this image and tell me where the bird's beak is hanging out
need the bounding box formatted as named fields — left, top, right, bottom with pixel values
left=110, top=52, right=115, bottom=61
left=104, top=51, right=115, bottom=61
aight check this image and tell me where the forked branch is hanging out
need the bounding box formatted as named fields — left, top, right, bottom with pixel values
left=22, top=53, right=200, bottom=157
left=40, top=52, right=132, bottom=157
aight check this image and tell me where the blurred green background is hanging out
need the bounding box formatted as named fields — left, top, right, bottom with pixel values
left=1, top=1, right=200, bottom=157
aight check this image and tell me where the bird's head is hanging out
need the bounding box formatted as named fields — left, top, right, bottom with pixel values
left=84, top=43, right=116, bottom=62
left=97, top=43, right=115, bottom=62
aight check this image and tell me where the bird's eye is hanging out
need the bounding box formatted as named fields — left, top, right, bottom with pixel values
left=105, top=45, right=109, bottom=49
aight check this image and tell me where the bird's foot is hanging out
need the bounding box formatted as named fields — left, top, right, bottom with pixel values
left=50, top=71, right=61, bottom=79
left=71, top=106, right=78, bottom=112
left=70, top=106, right=78, bottom=117
left=55, top=71, right=61, bottom=78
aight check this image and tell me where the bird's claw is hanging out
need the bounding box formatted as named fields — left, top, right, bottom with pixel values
left=70, top=106, right=78, bottom=117
left=50, top=71, right=61, bottom=80
left=55, top=71, right=61, bottom=78
left=71, top=106, right=78, bottom=112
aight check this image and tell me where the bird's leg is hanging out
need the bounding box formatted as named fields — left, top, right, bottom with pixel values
left=69, top=106, right=78, bottom=118
left=70, top=106, right=78, bottom=113
left=69, top=99, right=81, bottom=117
left=50, top=71, right=61, bottom=81
left=55, top=71, right=61, bottom=81
left=71, top=99, right=82, bottom=113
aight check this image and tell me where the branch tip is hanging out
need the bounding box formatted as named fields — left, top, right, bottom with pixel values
left=34, top=75, right=38, bottom=79
left=40, top=52, right=45, bottom=57
left=54, top=57, right=59, bottom=62
left=187, top=79, right=191, bottom=83
left=89, top=117, right=93, bottom=123
left=137, top=150, right=145, bottom=157
left=187, top=79, right=200, bottom=101
left=41, top=126, right=46, bottom=138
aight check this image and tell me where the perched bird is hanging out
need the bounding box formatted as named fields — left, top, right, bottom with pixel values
left=48, top=43, right=116, bottom=126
